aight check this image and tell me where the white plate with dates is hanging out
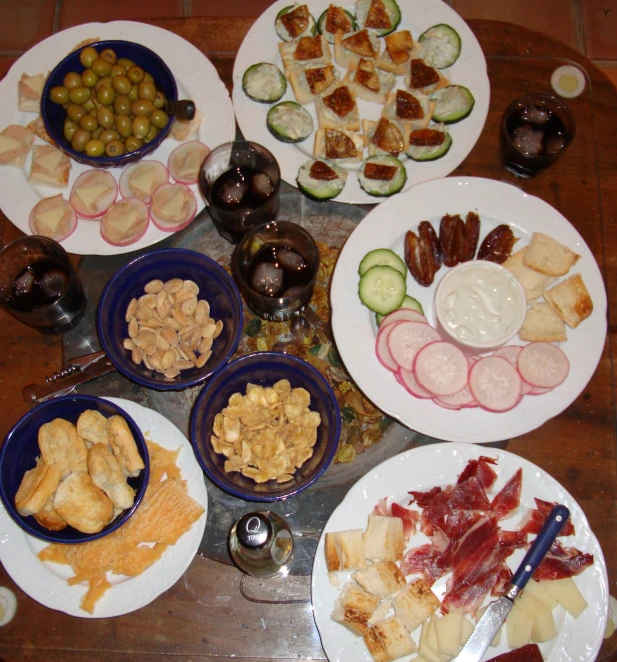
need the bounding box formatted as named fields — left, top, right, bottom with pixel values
left=0, top=21, right=235, bottom=256
left=232, top=0, right=490, bottom=205
left=311, top=442, right=608, bottom=662
left=330, top=177, right=607, bottom=443
left=0, top=398, right=207, bottom=618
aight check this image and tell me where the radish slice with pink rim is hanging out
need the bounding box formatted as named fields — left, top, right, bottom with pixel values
left=150, top=183, right=197, bottom=232
left=414, top=341, right=469, bottom=396
left=517, top=342, right=570, bottom=389
left=69, top=169, right=117, bottom=219
left=493, top=344, right=533, bottom=395
left=387, top=321, right=441, bottom=371
left=379, top=308, right=428, bottom=328
left=100, top=198, right=150, bottom=247
left=119, top=160, right=169, bottom=203
left=398, top=367, right=432, bottom=399
left=376, top=321, right=402, bottom=372
left=29, top=195, right=77, bottom=242
left=468, top=356, right=522, bottom=412
left=168, top=141, right=210, bottom=185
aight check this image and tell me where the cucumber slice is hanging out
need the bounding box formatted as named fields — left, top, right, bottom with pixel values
left=355, top=0, right=401, bottom=36
left=358, top=265, right=406, bottom=315
left=406, top=131, right=452, bottom=161
left=242, top=63, right=287, bottom=104
left=358, top=155, right=407, bottom=197
left=275, top=5, right=317, bottom=41
left=297, top=159, right=347, bottom=200
left=266, top=101, right=314, bottom=143
left=358, top=248, right=406, bottom=277
left=376, top=296, right=424, bottom=324
left=317, top=8, right=357, bottom=43
left=418, top=24, right=462, bottom=69
left=431, top=85, right=475, bottom=124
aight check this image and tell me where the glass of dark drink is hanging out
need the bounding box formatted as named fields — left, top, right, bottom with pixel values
left=199, top=140, right=281, bottom=244
left=231, top=221, right=320, bottom=321
left=0, top=236, right=86, bottom=334
left=500, top=93, right=576, bottom=178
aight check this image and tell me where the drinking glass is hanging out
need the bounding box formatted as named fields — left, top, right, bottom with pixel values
left=199, top=140, right=281, bottom=244
left=0, top=236, right=86, bottom=334
left=500, top=93, right=576, bottom=178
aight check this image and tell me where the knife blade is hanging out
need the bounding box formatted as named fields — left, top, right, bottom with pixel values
left=456, top=503, right=570, bottom=662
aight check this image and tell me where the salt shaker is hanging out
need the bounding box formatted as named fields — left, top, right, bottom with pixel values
left=229, top=511, right=293, bottom=577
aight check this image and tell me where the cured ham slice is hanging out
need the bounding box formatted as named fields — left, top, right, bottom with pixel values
left=499, top=529, right=528, bottom=558
left=491, top=468, right=523, bottom=520
left=519, top=498, right=575, bottom=536
left=450, top=516, right=501, bottom=587
left=457, top=456, right=498, bottom=490
left=408, top=486, right=441, bottom=508
left=532, top=540, right=594, bottom=581
left=442, top=563, right=503, bottom=613
left=400, top=543, right=451, bottom=586
left=371, top=498, right=419, bottom=543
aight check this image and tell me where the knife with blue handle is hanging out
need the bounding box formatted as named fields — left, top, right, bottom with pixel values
left=456, top=504, right=570, bottom=662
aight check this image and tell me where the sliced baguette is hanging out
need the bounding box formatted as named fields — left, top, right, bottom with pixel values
left=363, top=514, right=405, bottom=562
left=363, top=616, right=417, bottom=662
left=325, top=529, right=366, bottom=571
left=332, top=582, right=379, bottom=636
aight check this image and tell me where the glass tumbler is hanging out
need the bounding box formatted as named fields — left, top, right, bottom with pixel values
left=199, top=140, right=281, bottom=244
left=0, top=236, right=87, bottom=334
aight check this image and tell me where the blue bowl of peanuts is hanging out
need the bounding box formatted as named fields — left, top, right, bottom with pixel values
left=97, top=248, right=244, bottom=391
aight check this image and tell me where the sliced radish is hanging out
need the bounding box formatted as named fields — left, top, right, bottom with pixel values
left=29, top=194, right=77, bottom=242
left=528, top=385, right=554, bottom=396
left=398, top=367, right=432, bottom=399
left=517, top=342, right=570, bottom=389
left=379, top=308, right=428, bottom=327
left=435, top=382, right=477, bottom=408
left=150, top=183, right=197, bottom=232
left=433, top=397, right=462, bottom=410
left=376, top=321, right=401, bottom=372
left=168, top=140, right=210, bottom=185
left=100, top=198, right=150, bottom=246
left=387, top=321, right=441, bottom=371
left=70, top=169, right=117, bottom=219
left=119, top=160, right=169, bottom=203
left=468, top=356, right=522, bottom=412
left=414, top=341, right=469, bottom=396
left=493, top=344, right=533, bottom=395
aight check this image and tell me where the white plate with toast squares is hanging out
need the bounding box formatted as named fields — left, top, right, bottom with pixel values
left=311, top=442, right=608, bottom=662
left=330, top=176, right=607, bottom=443
left=232, top=0, right=490, bottom=204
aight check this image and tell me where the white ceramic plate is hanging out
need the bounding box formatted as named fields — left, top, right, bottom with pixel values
left=0, top=21, right=235, bottom=256
left=312, top=442, right=608, bottom=662
left=232, top=0, right=490, bottom=205
left=331, top=177, right=607, bottom=443
left=0, top=397, right=208, bottom=618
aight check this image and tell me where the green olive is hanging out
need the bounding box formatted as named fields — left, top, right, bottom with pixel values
left=80, top=68, right=98, bottom=88
left=68, top=86, right=91, bottom=105
left=63, top=120, right=78, bottom=141
left=79, top=46, right=99, bottom=68
left=71, top=129, right=91, bottom=153
left=117, top=57, right=135, bottom=70
left=96, top=85, right=115, bottom=106
left=131, top=99, right=154, bottom=117
left=100, top=48, right=117, bottom=65
left=114, top=115, right=132, bottom=138
left=85, top=99, right=98, bottom=111
left=153, top=90, right=166, bottom=109
left=144, top=125, right=159, bottom=144
left=110, top=64, right=127, bottom=77
left=78, top=114, right=98, bottom=132
left=96, top=106, right=115, bottom=129
left=125, top=135, right=144, bottom=152
left=85, top=139, right=106, bottom=157
left=127, top=65, right=145, bottom=84
left=95, top=76, right=112, bottom=91
left=99, top=129, right=120, bottom=145
left=50, top=86, right=69, bottom=104
left=144, top=72, right=155, bottom=84
left=113, top=94, right=132, bottom=116
left=92, top=58, right=112, bottom=77
left=150, top=109, right=169, bottom=129
left=112, top=75, right=131, bottom=95
left=66, top=103, right=87, bottom=123
left=105, top=139, right=126, bottom=157
left=128, top=84, right=139, bottom=102
left=132, top=116, right=151, bottom=139
left=138, top=81, right=156, bottom=102
left=92, top=127, right=103, bottom=140
left=63, top=71, right=82, bottom=89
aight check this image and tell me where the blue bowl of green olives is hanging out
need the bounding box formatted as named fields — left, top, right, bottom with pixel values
left=41, top=40, right=178, bottom=168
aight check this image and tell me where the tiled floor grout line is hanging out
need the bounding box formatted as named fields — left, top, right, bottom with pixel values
left=53, top=0, right=62, bottom=34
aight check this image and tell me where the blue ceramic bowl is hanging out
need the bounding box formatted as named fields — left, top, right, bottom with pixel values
left=97, top=248, right=243, bottom=391
left=0, top=395, right=150, bottom=544
left=41, top=40, right=177, bottom=168
left=191, top=352, right=341, bottom=501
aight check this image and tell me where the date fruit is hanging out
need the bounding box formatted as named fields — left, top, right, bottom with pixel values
left=477, top=224, right=518, bottom=263
left=404, top=221, right=442, bottom=287
left=439, top=212, right=481, bottom=266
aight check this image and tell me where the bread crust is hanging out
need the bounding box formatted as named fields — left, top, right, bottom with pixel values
left=38, top=418, right=88, bottom=477
left=88, top=443, right=136, bottom=511
left=28, top=144, right=71, bottom=188
left=77, top=409, right=110, bottom=447
left=15, top=459, right=63, bottom=516
left=393, top=578, right=440, bottom=633
left=363, top=616, right=417, bottom=662
left=519, top=302, right=567, bottom=342
left=331, top=582, right=379, bottom=636
left=325, top=529, right=366, bottom=571
left=353, top=560, right=406, bottom=598
left=523, top=232, right=580, bottom=277
left=502, top=249, right=556, bottom=303
left=344, top=59, right=395, bottom=105
left=543, top=273, right=593, bottom=328
left=106, top=415, right=145, bottom=477
left=54, top=472, right=114, bottom=534
left=34, top=494, right=67, bottom=531
left=363, top=515, right=405, bottom=562
left=315, top=82, right=361, bottom=131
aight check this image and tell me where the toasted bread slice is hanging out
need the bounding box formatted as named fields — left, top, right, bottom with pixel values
left=313, top=127, right=364, bottom=163
left=334, top=30, right=380, bottom=69
left=331, top=582, right=379, bottom=636
left=106, top=415, right=145, bottom=477
left=28, top=144, right=71, bottom=188
left=503, top=248, right=557, bottom=302
left=362, top=118, right=408, bottom=157
left=54, top=472, right=115, bottom=534
left=0, top=124, right=35, bottom=167
left=33, top=493, right=68, bottom=531
left=523, top=232, right=580, bottom=277
left=375, top=30, right=416, bottom=75
left=543, top=273, right=593, bottom=328
left=325, top=529, right=366, bottom=571
left=363, top=515, right=405, bottom=562
left=364, top=616, right=417, bottom=662
left=316, top=82, right=361, bottom=131
left=280, top=35, right=332, bottom=77
left=88, top=443, right=136, bottom=511
left=382, top=90, right=434, bottom=133
left=288, top=64, right=339, bottom=104
left=344, top=58, right=395, bottom=105
left=353, top=560, right=406, bottom=598
left=18, top=73, right=46, bottom=113
left=77, top=409, right=110, bottom=447
left=38, top=418, right=88, bottom=477
left=393, top=579, right=440, bottom=633
left=15, top=458, right=63, bottom=516
left=519, top=302, right=567, bottom=342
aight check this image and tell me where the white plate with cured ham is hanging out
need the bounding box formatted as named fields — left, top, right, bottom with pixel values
left=311, top=442, right=608, bottom=662
left=330, top=176, right=607, bottom=443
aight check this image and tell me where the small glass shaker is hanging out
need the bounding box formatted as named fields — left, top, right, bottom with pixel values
left=229, top=511, right=293, bottom=577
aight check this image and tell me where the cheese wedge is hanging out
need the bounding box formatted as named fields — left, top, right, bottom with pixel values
left=130, top=166, right=156, bottom=195
left=159, top=189, right=186, bottom=219
left=0, top=134, right=22, bottom=155
left=538, top=577, right=587, bottom=618
left=506, top=603, right=534, bottom=649
left=77, top=182, right=114, bottom=209
left=38, top=148, right=65, bottom=172
left=178, top=151, right=201, bottom=179
left=22, top=73, right=46, bottom=98
left=435, top=608, right=463, bottom=656
left=36, top=205, right=66, bottom=233
left=109, top=208, right=139, bottom=234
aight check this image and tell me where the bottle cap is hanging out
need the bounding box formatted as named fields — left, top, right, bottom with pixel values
left=236, top=512, right=273, bottom=550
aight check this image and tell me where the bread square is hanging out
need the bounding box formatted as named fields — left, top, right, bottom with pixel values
left=0, top=124, right=35, bottom=167
left=362, top=118, right=408, bottom=157
left=334, top=30, right=381, bottom=70
left=313, top=128, right=364, bottom=163
left=15, top=459, right=63, bottom=516
left=375, top=30, right=417, bottom=76
left=363, top=515, right=405, bottom=562
left=393, top=579, right=440, bottom=633
left=405, top=59, right=450, bottom=95
left=344, top=59, right=395, bottom=105
left=325, top=529, right=366, bottom=571
left=364, top=616, right=417, bottom=662
left=288, top=64, right=339, bottom=104
left=353, top=560, right=406, bottom=598
left=543, top=273, right=593, bottom=328
left=523, top=232, right=580, bottom=277
left=519, top=302, right=567, bottom=342
left=315, top=82, right=361, bottom=131
left=29, top=144, right=71, bottom=188
left=331, top=582, right=379, bottom=636
left=279, top=36, right=332, bottom=77
left=382, top=90, right=434, bottom=132
left=503, top=248, right=557, bottom=302
left=27, top=115, right=57, bottom=146
left=18, top=73, right=46, bottom=113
